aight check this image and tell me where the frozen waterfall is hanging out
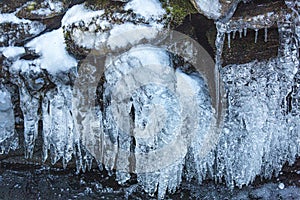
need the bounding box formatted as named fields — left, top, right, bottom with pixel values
left=0, top=0, right=300, bottom=199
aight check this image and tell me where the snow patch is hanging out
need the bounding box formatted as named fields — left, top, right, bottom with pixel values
left=125, top=0, right=166, bottom=19
left=62, top=4, right=104, bottom=27
left=25, top=28, right=77, bottom=74
left=31, top=0, right=64, bottom=16
left=0, top=13, right=31, bottom=24
left=2, top=47, right=25, bottom=59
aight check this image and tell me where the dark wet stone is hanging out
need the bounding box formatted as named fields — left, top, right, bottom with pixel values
left=0, top=22, right=46, bottom=47
left=222, top=27, right=279, bottom=66
left=0, top=0, right=29, bottom=13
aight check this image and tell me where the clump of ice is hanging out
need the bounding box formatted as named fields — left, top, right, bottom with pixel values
left=278, top=183, right=285, bottom=190
left=193, top=0, right=222, bottom=19
left=107, top=23, right=163, bottom=50
left=124, top=0, right=166, bottom=19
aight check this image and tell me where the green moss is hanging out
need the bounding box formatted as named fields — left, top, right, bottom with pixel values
left=161, top=0, right=198, bottom=27
left=26, top=1, right=37, bottom=11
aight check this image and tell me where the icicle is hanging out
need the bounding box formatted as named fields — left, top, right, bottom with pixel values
left=42, top=85, right=74, bottom=166
left=214, top=22, right=226, bottom=124
left=264, top=27, right=268, bottom=42
left=254, top=29, right=258, bottom=43
left=227, top=32, right=231, bottom=48
left=233, top=30, right=236, bottom=39
left=20, top=86, right=39, bottom=159
left=244, top=27, right=247, bottom=37
left=239, top=29, right=243, bottom=38
left=0, top=84, right=18, bottom=154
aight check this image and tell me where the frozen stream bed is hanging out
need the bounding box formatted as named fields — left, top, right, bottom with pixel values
left=0, top=159, right=299, bottom=199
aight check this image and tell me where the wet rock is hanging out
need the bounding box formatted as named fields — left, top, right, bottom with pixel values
left=0, top=0, right=29, bottom=13
left=0, top=21, right=46, bottom=47
left=160, top=0, right=198, bottom=27
left=15, top=0, right=69, bottom=20
left=222, top=27, right=279, bottom=65
left=226, top=0, right=288, bottom=32
left=175, top=13, right=216, bottom=59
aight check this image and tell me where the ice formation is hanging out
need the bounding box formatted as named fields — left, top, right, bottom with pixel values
left=42, top=85, right=75, bottom=167
left=0, top=84, right=18, bottom=154
left=0, top=0, right=300, bottom=199
left=191, top=0, right=222, bottom=19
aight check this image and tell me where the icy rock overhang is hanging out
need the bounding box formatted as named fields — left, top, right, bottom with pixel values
left=223, top=0, right=288, bottom=33
left=63, top=1, right=167, bottom=59
left=213, top=0, right=292, bottom=66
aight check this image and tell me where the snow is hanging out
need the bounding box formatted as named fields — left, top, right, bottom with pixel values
left=2, top=47, right=25, bottom=59
left=0, top=13, right=31, bottom=24
left=61, top=4, right=104, bottom=27
left=46, top=0, right=63, bottom=12
left=31, top=0, right=64, bottom=16
left=25, top=28, right=77, bottom=74
left=11, top=60, right=40, bottom=73
left=124, top=0, right=166, bottom=19
left=31, top=8, right=55, bottom=16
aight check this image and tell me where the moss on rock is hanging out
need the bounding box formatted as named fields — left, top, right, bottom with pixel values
left=85, top=0, right=126, bottom=10
left=161, top=0, right=198, bottom=27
